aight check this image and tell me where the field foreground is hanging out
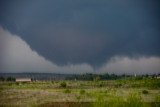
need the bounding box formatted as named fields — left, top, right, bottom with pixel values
left=0, top=78, right=160, bottom=107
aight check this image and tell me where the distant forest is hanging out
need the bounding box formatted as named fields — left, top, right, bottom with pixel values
left=0, top=73, right=159, bottom=81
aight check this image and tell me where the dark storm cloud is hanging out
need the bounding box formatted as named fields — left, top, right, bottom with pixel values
left=0, top=26, right=160, bottom=74
left=0, top=0, right=160, bottom=67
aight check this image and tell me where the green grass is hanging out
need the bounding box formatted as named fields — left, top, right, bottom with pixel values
left=0, top=78, right=160, bottom=107
left=79, top=89, right=85, bottom=95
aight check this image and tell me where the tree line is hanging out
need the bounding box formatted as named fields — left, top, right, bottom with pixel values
left=66, top=73, right=160, bottom=81
left=0, top=73, right=159, bottom=81
left=0, top=77, right=15, bottom=81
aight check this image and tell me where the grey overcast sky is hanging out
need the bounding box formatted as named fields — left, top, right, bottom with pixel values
left=0, top=0, right=160, bottom=74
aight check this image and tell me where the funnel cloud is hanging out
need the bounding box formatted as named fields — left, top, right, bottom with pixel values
left=0, top=0, right=160, bottom=74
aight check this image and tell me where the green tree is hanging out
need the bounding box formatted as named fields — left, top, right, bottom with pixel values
left=6, top=77, right=15, bottom=81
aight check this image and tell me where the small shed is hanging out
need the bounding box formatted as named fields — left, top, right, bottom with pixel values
left=16, top=78, right=31, bottom=82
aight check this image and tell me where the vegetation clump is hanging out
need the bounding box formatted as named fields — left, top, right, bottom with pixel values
left=60, top=81, right=67, bottom=88
left=142, top=90, right=149, bottom=94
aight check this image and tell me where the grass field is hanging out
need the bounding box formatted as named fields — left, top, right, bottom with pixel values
left=0, top=78, right=160, bottom=107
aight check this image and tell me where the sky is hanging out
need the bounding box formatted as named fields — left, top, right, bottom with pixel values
left=0, top=0, right=160, bottom=74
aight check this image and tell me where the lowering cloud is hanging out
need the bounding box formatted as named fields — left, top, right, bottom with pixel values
left=99, top=56, right=160, bottom=75
left=0, top=27, right=94, bottom=74
left=0, top=27, right=160, bottom=74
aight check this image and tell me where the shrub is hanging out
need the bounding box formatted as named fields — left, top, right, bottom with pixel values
left=99, top=82, right=104, bottom=87
left=60, top=81, right=67, bottom=88
left=99, top=83, right=103, bottom=87
left=142, top=90, right=149, bottom=94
